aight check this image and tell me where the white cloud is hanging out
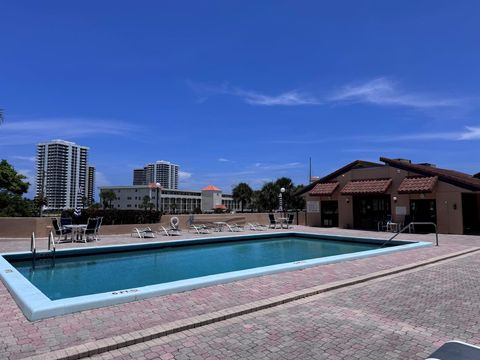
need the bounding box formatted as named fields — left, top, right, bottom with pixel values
left=234, top=89, right=320, bottom=106
left=329, top=77, right=463, bottom=109
left=189, top=77, right=466, bottom=110
left=179, top=171, right=192, bottom=180
left=0, top=118, right=136, bottom=146
left=218, top=158, right=231, bottom=162
left=459, top=126, right=480, bottom=140
left=381, top=126, right=480, bottom=142
left=187, top=80, right=320, bottom=106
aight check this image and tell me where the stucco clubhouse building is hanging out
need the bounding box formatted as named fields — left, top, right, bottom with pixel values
left=299, top=157, right=480, bottom=235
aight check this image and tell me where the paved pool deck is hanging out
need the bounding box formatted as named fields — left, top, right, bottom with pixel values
left=0, top=226, right=479, bottom=359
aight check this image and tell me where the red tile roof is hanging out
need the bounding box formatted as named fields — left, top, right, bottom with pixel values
left=341, top=178, right=392, bottom=195
left=309, top=182, right=339, bottom=196
left=296, top=160, right=384, bottom=196
left=380, top=157, right=480, bottom=192
left=397, top=176, right=438, bottom=194
left=202, top=185, right=221, bottom=191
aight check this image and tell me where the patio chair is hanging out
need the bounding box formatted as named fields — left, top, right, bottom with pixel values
left=426, top=340, right=480, bottom=360
left=225, top=223, right=243, bottom=232
left=95, top=217, right=103, bottom=240
left=51, top=217, right=72, bottom=243
left=131, top=227, right=156, bottom=238
left=189, top=224, right=211, bottom=234
left=286, top=214, right=295, bottom=228
left=159, top=217, right=182, bottom=236
left=248, top=223, right=267, bottom=231
left=81, top=217, right=100, bottom=242
left=60, top=217, right=72, bottom=227
left=268, top=214, right=280, bottom=229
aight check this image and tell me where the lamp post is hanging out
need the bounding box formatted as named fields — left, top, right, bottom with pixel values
left=279, top=187, right=286, bottom=214
left=155, top=182, right=162, bottom=212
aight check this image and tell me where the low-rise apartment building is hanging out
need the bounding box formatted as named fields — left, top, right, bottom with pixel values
left=99, top=184, right=241, bottom=213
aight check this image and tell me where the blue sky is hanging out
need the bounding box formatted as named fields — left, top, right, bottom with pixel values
left=1, top=1, right=479, bottom=199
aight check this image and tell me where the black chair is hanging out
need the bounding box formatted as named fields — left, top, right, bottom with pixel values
left=286, top=214, right=295, bottom=228
left=60, top=217, right=72, bottom=227
left=81, top=217, right=99, bottom=242
left=268, top=214, right=279, bottom=229
left=95, top=217, right=103, bottom=240
left=52, top=218, right=72, bottom=243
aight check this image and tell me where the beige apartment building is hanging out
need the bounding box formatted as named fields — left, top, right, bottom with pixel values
left=298, top=157, right=480, bottom=235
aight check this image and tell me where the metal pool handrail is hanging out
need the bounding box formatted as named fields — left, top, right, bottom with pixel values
left=380, top=222, right=438, bottom=248
left=30, top=232, right=36, bottom=269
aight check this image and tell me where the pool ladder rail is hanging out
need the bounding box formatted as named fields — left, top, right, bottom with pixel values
left=380, top=222, right=438, bottom=248
left=30, top=232, right=56, bottom=269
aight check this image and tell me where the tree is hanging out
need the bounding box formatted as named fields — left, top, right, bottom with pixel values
left=0, top=160, right=29, bottom=195
left=0, top=160, right=34, bottom=217
left=140, top=195, right=154, bottom=211
left=232, top=182, right=253, bottom=212
left=257, top=182, right=279, bottom=212
left=33, top=194, right=48, bottom=216
left=99, top=189, right=117, bottom=209
left=0, top=109, right=4, bottom=124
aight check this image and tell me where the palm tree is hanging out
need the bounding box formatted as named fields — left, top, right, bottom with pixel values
left=0, top=109, right=4, bottom=124
left=99, top=189, right=117, bottom=209
left=232, top=182, right=253, bottom=212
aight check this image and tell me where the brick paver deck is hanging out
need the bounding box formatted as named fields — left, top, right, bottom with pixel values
left=0, top=227, right=479, bottom=359
left=90, top=251, right=480, bottom=360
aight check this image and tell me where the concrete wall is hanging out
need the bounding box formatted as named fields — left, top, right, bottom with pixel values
left=304, top=165, right=471, bottom=234
left=0, top=212, right=306, bottom=238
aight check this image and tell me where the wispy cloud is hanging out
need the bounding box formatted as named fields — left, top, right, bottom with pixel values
left=329, top=77, right=464, bottom=109
left=235, top=89, right=319, bottom=106
left=218, top=158, right=231, bottom=162
left=381, top=126, right=480, bottom=142
left=0, top=118, right=137, bottom=146
left=187, top=80, right=320, bottom=106
left=189, top=77, right=467, bottom=110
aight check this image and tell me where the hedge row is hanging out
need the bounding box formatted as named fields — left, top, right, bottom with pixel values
left=60, top=209, right=161, bottom=225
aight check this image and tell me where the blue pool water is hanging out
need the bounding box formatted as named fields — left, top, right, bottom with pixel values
left=10, top=236, right=383, bottom=300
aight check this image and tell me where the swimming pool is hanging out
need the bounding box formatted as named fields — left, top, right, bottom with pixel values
left=0, top=232, right=430, bottom=320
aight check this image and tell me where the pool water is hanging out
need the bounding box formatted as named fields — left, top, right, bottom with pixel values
left=11, top=236, right=382, bottom=300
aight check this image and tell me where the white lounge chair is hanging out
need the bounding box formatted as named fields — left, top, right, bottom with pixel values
left=159, top=217, right=182, bottom=236
left=189, top=224, right=211, bottom=234
left=225, top=223, right=243, bottom=232
left=248, top=223, right=267, bottom=231
left=131, top=227, right=156, bottom=238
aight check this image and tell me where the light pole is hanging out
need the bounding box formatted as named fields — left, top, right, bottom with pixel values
left=279, top=187, right=285, bottom=214
left=155, top=182, right=162, bottom=212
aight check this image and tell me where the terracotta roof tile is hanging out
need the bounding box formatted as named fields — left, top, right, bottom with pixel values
left=341, top=178, right=392, bottom=195
left=202, top=185, right=221, bottom=191
left=309, top=182, right=339, bottom=196
left=398, top=176, right=438, bottom=194
left=381, top=157, right=480, bottom=191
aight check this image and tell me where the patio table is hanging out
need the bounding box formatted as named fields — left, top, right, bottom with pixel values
left=63, top=224, right=87, bottom=242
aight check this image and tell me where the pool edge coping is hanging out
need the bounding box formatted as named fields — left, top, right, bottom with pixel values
left=24, top=246, right=480, bottom=360
left=0, top=231, right=429, bottom=321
